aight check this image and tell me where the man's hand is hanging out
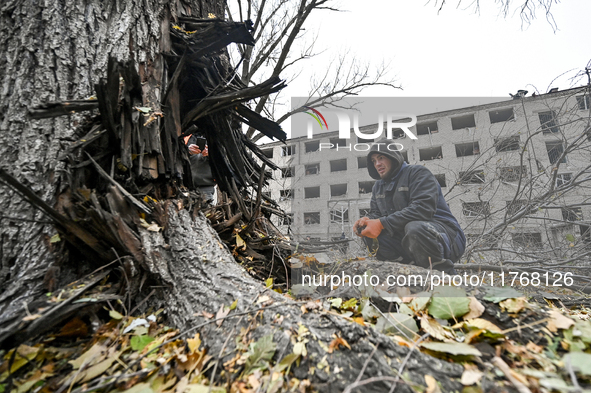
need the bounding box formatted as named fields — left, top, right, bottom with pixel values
left=360, top=219, right=384, bottom=239
left=353, top=217, right=369, bottom=237
left=188, top=144, right=208, bottom=156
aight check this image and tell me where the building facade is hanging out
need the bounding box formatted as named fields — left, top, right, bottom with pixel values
left=260, top=87, right=591, bottom=259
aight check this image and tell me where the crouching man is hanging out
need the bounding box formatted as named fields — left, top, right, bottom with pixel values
left=353, top=138, right=466, bottom=274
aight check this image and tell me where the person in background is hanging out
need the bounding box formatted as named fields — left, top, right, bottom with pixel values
left=186, top=134, right=215, bottom=203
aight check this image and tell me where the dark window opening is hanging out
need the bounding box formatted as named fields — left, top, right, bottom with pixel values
left=261, top=148, right=273, bottom=158
left=462, top=201, right=490, bottom=217
left=512, top=233, right=543, bottom=249
left=281, top=167, right=294, bottom=178
left=546, top=142, right=566, bottom=164
left=495, top=135, right=520, bottom=152
left=357, top=156, right=368, bottom=169
left=499, top=166, right=526, bottom=182
left=580, top=225, right=591, bottom=244
left=451, top=114, right=476, bottom=130
left=280, top=189, right=293, bottom=201
left=305, top=163, right=320, bottom=175
left=329, top=138, right=347, bottom=148
left=305, top=141, right=320, bottom=153
left=434, top=174, right=446, bottom=188
left=330, top=184, right=347, bottom=197
left=539, top=111, right=559, bottom=134
left=455, top=142, right=480, bottom=157
left=359, top=208, right=370, bottom=218
left=279, top=213, right=293, bottom=226
left=416, top=121, right=438, bottom=136
left=489, top=108, right=515, bottom=123
left=506, top=200, right=527, bottom=216
left=281, top=145, right=295, bottom=156
left=459, top=170, right=485, bottom=184
left=358, top=181, right=375, bottom=195
left=577, top=95, right=590, bottom=111
left=391, top=128, right=406, bottom=139
left=562, top=207, right=583, bottom=221
left=304, top=186, right=320, bottom=199
left=466, top=233, right=499, bottom=248
left=556, top=173, right=572, bottom=187
left=330, top=159, right=347, bottom=172
left=419, top=146, right=443, bottom=161
left=304, top=212, right=320, bottom=225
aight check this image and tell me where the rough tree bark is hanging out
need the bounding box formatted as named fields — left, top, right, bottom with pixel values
left=0, top=2, right=480, bottom=392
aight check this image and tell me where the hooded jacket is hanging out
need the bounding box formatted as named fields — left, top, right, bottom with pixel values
left=366, top=139, right=466, bottom=260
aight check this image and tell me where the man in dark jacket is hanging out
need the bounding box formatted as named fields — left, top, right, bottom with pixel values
left=353, top=138, right=465, bottom=274
left=187, top=134, right=215, bottom=202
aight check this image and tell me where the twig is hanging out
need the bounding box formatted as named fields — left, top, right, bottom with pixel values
left=388, top=333, right=430, bottom=393
left=209, top=327, right=235, bottom=393
left=564, top=354, right=582, bottom=392
left=354, top=343, right=379, bottom=384
left=492, top=356, right=532, bottom=393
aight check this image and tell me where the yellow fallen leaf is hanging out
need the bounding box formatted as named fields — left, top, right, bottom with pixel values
left=425, top=374, right=441, bottom=393
left=461, top=369, right=483, bottom=386
left=500, top=297, right=526, bottom=313
left=463, top=297, right=485, bottom=319
left=547, top=309, right=574, bottom=332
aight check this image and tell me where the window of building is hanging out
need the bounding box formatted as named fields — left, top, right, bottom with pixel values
left=546, top=142, right=566, bottom=164
left=416, top=121, right=438, bottom=136
left=451, top=114, right=476, bottom=130
left=462, top=201, right=490, bottom=217
left=466, top=233, right=499, bottom=248
left=261, top=148, right=273, bottom=158
left=264, top=170, right=273, bottom=179
left=278, top=213, right=293, bottom=226
left=304, top=186, right=320, bottom=199
left=391, top=128, right=406, bottom=139
left=539, top=111, right=559, bottom=134
left=280, top=189, right=293, bottom=201
left=434, top=174, right=446, bottom=188
left=459, top=170, right=485, bottom=184
left=281, top=145, right=295, bottom=156
left=577, top=95, right=590, bottom=110
left=359, top=208, right=370, bottom=217
left=305, top=141, right=320, bottom=153
left=357, top=135, right=374, bottom=143
left=499, top=166, right=526, bottom=182
left=580, top=225, right=591, bottom=244
left=489, top=108, right=515, bottom=123
left=330, top=184, right=347, bottom=197
left=455, top=142, right=480, bottom=157
left=357, top=156, right=368, bottom=169
left=506, top=200, right=527, bottom=216
left=304, top=212, right=320, bottom=225
left=330, top=159, right=347, bottom=172
left=562, top=207, right=583, bottom=221
left=305, top=163, right=320, bottom=175
left=281, top=167, right=294, bottom=178
left=358, top=181, right=375, bottom=194
left=512, top=232, right=543, bottom=249
left=495, top=135, right=520, bottom=152
left=330, top=209, right=349, bottom=223
left=329, top=138, right=347, bottom=148
left=556, top=173, right=572, bottom=187
left=419, top=146, right=443, bottom=161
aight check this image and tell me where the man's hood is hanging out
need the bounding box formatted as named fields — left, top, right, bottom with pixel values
left=366, top=138, right=405, bottom=180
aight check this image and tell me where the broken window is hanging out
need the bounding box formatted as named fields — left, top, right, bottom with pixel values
left=281, top=167, right=294, bottom=178
left=304, top=212, right=320, bottom=225
left=562, top=207, right=583, bottom=221
left=305, top=163, right=320, bottom=175
left=330, top=184, right=347, bottom=197
left=281, top=145, right=295, bottom=156
left=330, top=209, right=349, bottom=223
left=451, top=114, right=476, bottom=130
left=419, top=146, right=443, bottom=161
left=577, top=95, right=590, bottom=110
left=580, top=225, right=591, bottom=244
left=391, top=128, right=406, bottom=139
left=329, top=138, right=347, bottom=149
left=506, top=200, right=527, bottom=216
left=416, top=121, right=438, bottom=136
left=489, top=108, right=515, bottom=123
left=546, top=142, right=566, bottom=164
left=434, top=174, right=446, bottom=188
left=261, top=148, right=273, bottom=158
left=459, top=170, right=485, bottom=184
left=280, top=189, right=293, bottom=201
left=305, top=140, right=320, bottom=153
left=330, top=159, right=347, bottom=172
left=455, top=142, right=480, bottom=157
left=462, top=201, right=490, bottom=217
left=499, top=166, right=526, bottom=182
left=512, top=232, right=543, bottom=249
left=539, top=111, right=559, bottom=134
left=495, top=135, right=520, bottom=152
left=556, top=173, right=572, bottom=187
left=359, top=208, right=370, bottom=218
left=357, top=156, right=368, bottom=169
left=358, top=181, right=375, bottom=194
left=304, top=186, right=320, bottom=199
left=279, top=213, right=293, bottom=226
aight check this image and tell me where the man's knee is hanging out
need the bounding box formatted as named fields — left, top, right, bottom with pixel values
left=404, top=221, right=430, bottom=240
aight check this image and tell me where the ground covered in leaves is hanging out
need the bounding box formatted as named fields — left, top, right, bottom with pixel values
left=2, top=276, right=591, bottom=393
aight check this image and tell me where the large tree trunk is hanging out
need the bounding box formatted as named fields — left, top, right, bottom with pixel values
left=0, top=2, right=478, bottom=392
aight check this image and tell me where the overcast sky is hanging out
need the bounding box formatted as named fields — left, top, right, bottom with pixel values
left=286, top=0, right=590, bottom=98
